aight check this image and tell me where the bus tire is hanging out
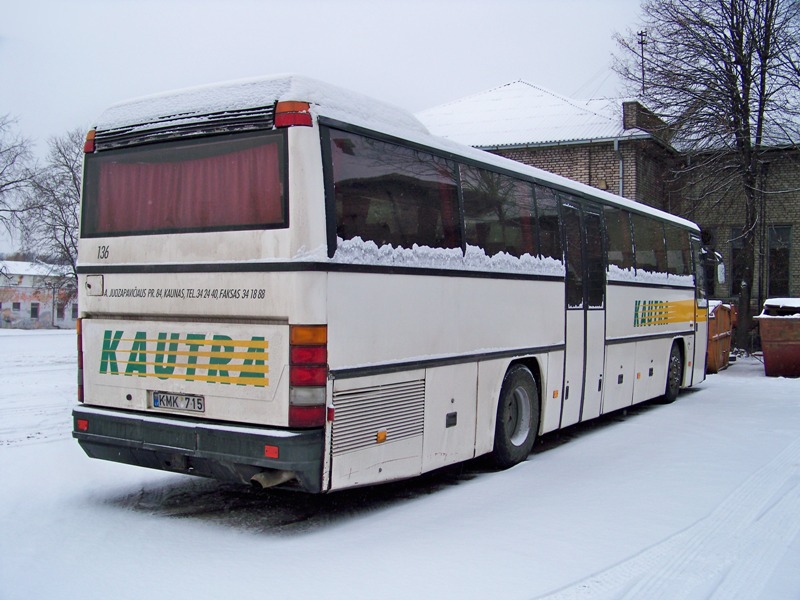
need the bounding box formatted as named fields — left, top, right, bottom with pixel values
left=490, top=365, right=539, bottom=469
left=661, top=343, right=683, bottom=404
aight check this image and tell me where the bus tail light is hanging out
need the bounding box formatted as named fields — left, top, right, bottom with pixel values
left=84, top=129, right=96, bottom=153
left=289, top=325, right=327, bottom=427
left=77, top=318, right=85, bottom=403
left=275, top=101, right=312, bottom=128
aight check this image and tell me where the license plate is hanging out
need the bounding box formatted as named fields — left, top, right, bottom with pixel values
left=152, top=391, right=205, bottom=413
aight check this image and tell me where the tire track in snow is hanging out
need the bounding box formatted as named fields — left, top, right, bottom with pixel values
left=535, top=437, right=800, bottom=600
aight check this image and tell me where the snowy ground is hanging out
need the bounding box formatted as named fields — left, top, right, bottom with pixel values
left=1, top=329, right=799, bottom=600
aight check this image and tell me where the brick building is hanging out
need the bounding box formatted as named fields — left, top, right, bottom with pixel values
left=417, top=80, right=799, bottom=304
left=0, top=260, right=78, bottom=329
left=683, top=147, right=800, bottom=306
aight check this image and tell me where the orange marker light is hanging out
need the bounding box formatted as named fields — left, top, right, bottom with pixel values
left=290, top=325, right=327, bottom=345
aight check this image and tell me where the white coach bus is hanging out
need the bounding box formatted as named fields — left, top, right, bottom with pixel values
left=73, top=75, right=710, bottom=493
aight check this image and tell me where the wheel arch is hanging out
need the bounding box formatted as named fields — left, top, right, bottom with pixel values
left=476, top=356, right=545, bottom=459
left=507, top=357, right=543, bottom=426
left=670, top=336, right=689, bottom=388
left=489, top=359, right=542, bottom=468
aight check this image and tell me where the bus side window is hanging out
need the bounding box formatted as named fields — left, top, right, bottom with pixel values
left=665, top=224, right=691, bottom=276
left=461, top=166, right=537, bottom=257
left=604, top=206, right=635, bottom=271
left=631, top=213, right=667, bottom=273
left=330, top=130, right=460, bottom=250
left=534, top=185, right=562, bottom=261
left=585, top=208, right=605, bottom=308
left=336, top=194, right=370, bottom=240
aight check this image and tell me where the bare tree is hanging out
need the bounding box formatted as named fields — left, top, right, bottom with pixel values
left=614, top=0, right=800, bottom=349
left=20, top=128, right=84, bottom=292
left=0, top=115, right=34, bottom=237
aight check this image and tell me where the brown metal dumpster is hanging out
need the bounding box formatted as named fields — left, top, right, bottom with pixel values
left=756, top=298, right=800, bottom=378
left=707, top=301, right=732, bottom=374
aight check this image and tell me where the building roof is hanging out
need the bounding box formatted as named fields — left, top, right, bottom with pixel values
left=416, top=80, right=649, bottom=149
left=0, top=260, right=66, bottom=279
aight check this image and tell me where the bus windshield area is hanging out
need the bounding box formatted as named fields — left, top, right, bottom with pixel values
left=81, top=130, right=286, bottom=237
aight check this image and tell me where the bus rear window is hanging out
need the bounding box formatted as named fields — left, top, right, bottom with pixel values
left=82, top=131, right=286, bottom=237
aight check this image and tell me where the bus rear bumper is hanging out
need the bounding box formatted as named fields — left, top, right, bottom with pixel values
left=72, top=406, right=324, bottom=493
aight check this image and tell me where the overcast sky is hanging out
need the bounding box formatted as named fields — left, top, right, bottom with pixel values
left=1, top=0, right=643, bottom=252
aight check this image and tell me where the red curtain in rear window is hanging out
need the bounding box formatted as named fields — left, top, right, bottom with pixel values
left=91, top=139, right=283, bottom=235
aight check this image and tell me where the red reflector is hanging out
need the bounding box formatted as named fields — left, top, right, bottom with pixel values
left=275, top=112, right=313, bottom=128
left=289, top=405, right=326, bottom=428
left=77, top=419, right=89, bottom=432
left=291, top=346, right=327, bottom=365
left=264, top=445, right=279, bottom=459
left=290, top=366, right=327, bottom=387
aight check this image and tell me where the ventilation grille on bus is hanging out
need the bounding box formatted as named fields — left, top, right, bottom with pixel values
left=94, top=105, right=276, bottom=150
left=332, top=379, right=425, bottom=456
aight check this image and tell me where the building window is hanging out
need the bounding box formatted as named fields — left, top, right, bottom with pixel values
left=57, top=303, right=65, bottom=320
left=72, top=303, right=78, bottom=319
left=30, top=303, right=39, bottom=320
left=12, top=302, right=21, bottom=311
left=768, top=226, right=791, bottom=297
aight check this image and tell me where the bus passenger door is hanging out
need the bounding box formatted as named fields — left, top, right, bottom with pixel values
left=582, top=206, right=606, bottom=420
left=561, top=203, right=584, bottom=427
left=560, top=201, right=606, bottom=428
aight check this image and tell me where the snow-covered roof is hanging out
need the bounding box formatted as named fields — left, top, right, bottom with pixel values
left=94, top=74, right=429, bottom=141
left=416, top=80, right=648, bottom=149
left=0, top=260, right=63, bottom=278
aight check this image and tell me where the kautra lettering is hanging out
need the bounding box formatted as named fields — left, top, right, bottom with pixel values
left=98, top=330, right=269, bottom=386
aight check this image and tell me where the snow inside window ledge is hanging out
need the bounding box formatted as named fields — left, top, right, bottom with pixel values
left=607, top=264, right=694, bottom=287
left=330, top=238, right=565, bottom=277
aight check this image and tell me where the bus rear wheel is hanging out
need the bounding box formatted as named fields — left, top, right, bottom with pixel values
left=660, top=343, right=683, bottom=404
left=490, top=365, right=539, bottom=469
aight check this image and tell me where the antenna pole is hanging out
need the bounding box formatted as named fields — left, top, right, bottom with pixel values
left=637, top=31, right=647, bottom=95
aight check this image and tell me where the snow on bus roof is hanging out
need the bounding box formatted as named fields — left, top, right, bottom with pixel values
left=93, top=74, right=698, bottom=231
left=94, top=74, right=428, bottom=138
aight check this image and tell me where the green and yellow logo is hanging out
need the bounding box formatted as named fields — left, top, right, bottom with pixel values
left=633, top=299, right=696, bottom=328
left=99, top=330, right=269, bottom=386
